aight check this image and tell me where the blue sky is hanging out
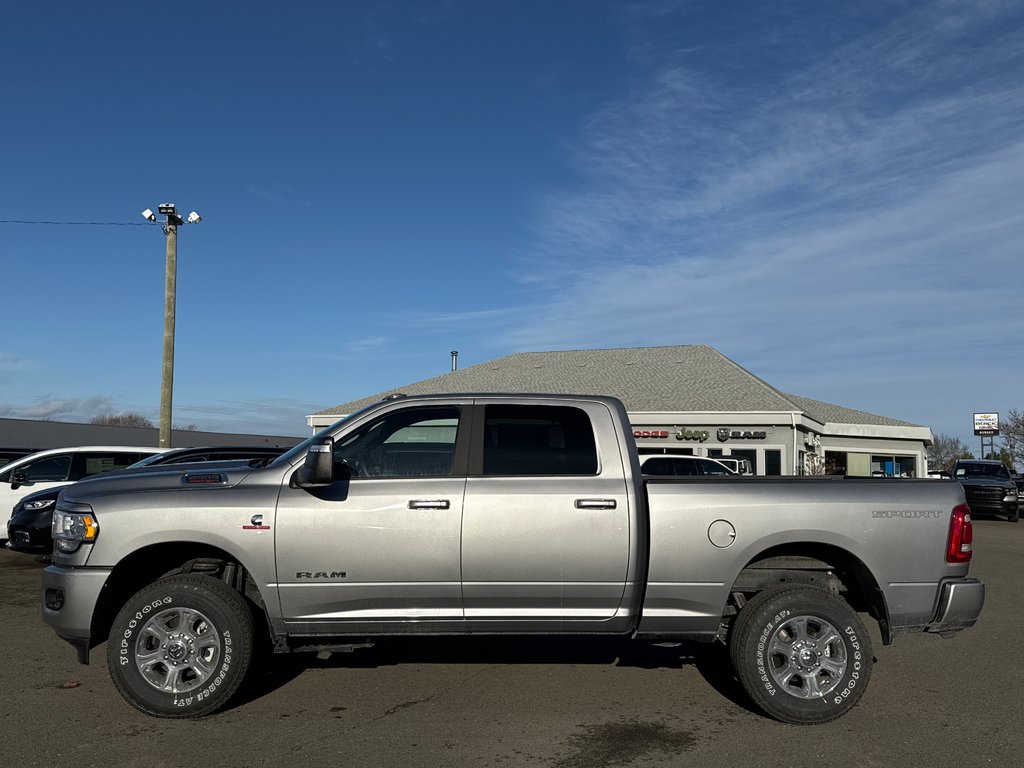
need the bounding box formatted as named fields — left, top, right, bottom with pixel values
left=1, top=0, right=1020, bottom=447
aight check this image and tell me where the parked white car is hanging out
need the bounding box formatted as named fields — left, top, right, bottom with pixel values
left=1, top=446, right=161, bottom=531
left=711, top=457, right=753, bottom=475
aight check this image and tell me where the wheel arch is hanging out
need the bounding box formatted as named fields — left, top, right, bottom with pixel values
left=91, top=541, right=272, bottom=651
left=728, top=541, right=891, bottom=645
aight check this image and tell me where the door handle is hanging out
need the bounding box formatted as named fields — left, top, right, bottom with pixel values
left=575, top=498, right=617, bottom=510
left=408, top=499, right=451, bottom=510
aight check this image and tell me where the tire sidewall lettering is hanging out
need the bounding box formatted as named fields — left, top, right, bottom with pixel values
left=754, top=608, right=789, bottom=696
left=119, top=596, right=173, bottom=667
left=833, top=624, right=863, bottom=704
left=178, top=630, right=233, bottom=706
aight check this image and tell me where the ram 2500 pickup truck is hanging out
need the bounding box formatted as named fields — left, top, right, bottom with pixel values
left=41, top=394, right=984, bottom=725
left=952, top=458, right=1019, bottom=522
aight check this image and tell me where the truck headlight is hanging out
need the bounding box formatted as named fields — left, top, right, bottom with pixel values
left=23, top=498, right=57, bottom=512
left=52, top=502, right=98, bottom=553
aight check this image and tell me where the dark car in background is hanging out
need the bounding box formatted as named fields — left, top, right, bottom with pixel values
left=125, top=445, right=288, bottom=468
left=5, top=445, right=289, bottom=554
left=952, top=459, right=1019, bottom=523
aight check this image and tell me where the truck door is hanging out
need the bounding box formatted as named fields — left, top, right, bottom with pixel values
left=275, top=404, right=468, bottom=633
left=461, top=402, right=631, bottom=629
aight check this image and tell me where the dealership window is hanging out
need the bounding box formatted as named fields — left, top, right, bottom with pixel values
left=637, top=447, right=694, bottom=456
left=824, top=451, right=845, bottom=475
left=871, top=455, right=918, bottom=478
left=764, top=450, right=782, bottom=476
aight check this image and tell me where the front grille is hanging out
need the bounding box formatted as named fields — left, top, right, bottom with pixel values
left=966, top=487, right=1003, bottom=501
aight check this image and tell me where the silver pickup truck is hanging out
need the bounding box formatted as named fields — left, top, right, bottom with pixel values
left=41, top=394, right=984, bottom=724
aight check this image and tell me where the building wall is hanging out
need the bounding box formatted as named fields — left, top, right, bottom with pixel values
left=629, top=419, right=796, bottom=475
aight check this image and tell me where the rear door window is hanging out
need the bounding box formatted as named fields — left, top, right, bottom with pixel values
left=480, top=405, right=598, bottom=476
left=72, top=452, right=146, bottom=480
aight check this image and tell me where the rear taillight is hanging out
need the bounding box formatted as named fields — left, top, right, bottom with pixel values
left=946, top=504, right=973, bottom=564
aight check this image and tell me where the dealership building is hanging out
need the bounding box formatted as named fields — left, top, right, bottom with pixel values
left=308, top=345, right=933, bottom=477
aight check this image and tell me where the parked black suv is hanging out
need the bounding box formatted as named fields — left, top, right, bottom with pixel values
left=952, top=459, right=1019, bottom=522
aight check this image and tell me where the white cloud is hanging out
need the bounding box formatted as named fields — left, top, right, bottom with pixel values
left=2, top=395, right=116, bottom=423
left=172, top=397, right=316, bottom=436
left=0, top=352, right=31, bottom=372
left=497, top=1, right=1024, bottom=441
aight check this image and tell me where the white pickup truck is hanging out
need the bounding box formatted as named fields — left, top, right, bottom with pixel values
left=42, top=394, right=984, bottom=724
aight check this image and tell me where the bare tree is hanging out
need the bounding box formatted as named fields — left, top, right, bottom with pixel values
left=803, top=452, right=828, bottom=475
left=928, top=433, right=974, bottom=472
left=90, top=413, right=155, bottom=429
left=1000, top=409, right=1024, bottom=472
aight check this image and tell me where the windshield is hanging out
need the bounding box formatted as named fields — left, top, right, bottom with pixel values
left=267, top=402, right=384, bottom=469
left=128, top=451, right=180, bottom=468
left=956, top=463, right=1010, bottom=479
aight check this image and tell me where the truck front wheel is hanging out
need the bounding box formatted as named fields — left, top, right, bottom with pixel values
left=728, top=586, right=873, bottom=725
left=107, top=575, right=254, bottom=717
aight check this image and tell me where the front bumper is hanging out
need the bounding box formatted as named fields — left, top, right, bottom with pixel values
left=969, top=501, right=1018, bottom=515
left=6, top=517, right=52, bottom=554
left=925, top=577, right=985, bottom=634
left=41, top=564, right=112, bottom=664
left=963, top=491, right=1018, bottom=516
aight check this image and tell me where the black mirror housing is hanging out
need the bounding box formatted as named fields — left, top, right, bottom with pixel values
left=294, top=437, right=335, bottom=488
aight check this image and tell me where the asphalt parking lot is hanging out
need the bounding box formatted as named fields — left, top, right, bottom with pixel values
left=2, top=518, right=1021, bottom=768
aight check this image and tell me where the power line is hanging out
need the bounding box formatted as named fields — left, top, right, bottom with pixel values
left=0, top=219, right=157, bottom=226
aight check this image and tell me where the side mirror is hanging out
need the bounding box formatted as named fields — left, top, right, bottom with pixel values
left=293, top=438, right=335, bottom=488
left=11, top=471, right=30, bottom=490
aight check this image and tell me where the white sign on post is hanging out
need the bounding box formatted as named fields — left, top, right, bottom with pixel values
left=973, top=412, right=999, bottom=436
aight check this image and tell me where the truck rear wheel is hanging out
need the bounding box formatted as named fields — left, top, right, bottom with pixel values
left=728, top=586, right=872, bottom=725
left=107, top=575, right=254, bottom=717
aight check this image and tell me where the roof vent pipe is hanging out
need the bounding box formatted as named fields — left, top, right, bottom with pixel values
left=450, top=351, right=459, bottom=372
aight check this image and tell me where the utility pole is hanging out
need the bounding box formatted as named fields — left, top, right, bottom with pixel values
left=141, top=204, right=202, bottom=448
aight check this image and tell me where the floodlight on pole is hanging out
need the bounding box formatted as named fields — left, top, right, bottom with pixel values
left=143, top=202, right=202, bottom=448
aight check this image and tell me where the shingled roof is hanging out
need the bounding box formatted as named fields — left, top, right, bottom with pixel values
left=0, top=418, right=302, bottom=451
left=782, top=394, right=921, bottom=428
left=315, top=345, right=923, bottom=429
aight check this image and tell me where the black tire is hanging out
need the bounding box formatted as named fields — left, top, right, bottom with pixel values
left=728, top=586, right=872, bottom=725
left=1008, top=507, right=1020, bottom=523
left=107, top=574, right=254, bottom=718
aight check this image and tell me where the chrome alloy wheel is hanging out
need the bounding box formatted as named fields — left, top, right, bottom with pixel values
left=133, top=607, right=222, bottom=693
left=766, top=614, right=848, bottom=699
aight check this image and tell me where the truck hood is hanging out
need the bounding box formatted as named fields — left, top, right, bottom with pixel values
left=62, top=461, right=259, bottom=502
